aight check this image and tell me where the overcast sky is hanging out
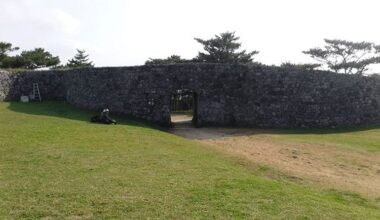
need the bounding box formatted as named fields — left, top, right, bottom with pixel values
left=1, top=0, right=380, bottom=71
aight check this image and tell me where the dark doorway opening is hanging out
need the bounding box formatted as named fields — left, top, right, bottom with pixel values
left=170, top=90, right=197, bottom=126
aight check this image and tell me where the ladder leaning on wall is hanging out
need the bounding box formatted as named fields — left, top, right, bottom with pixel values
left=32, top=83, right=42, bottom=102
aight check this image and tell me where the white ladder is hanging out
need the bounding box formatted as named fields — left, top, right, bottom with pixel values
left=32, top=83, right=42, bottom=102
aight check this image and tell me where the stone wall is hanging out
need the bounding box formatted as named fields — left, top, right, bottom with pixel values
left=0, top=70, right=65, bottom=101
left=1, top=64, right=380, bottom=128
left=0, top=71, right=13, bottom=101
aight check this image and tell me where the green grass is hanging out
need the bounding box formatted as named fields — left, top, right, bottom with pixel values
left=0, top=102, right=379, bottom=219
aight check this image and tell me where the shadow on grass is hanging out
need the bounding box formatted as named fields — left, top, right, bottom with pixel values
left=7, top=101, right=154, bottom=129
left=7, top=101, right=380, bottom=136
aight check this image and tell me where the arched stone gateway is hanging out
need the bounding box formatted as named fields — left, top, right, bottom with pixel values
left=1, top=64, right=380, bottom=128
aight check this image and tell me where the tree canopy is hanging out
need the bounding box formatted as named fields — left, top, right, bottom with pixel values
left=0, top=42, right=19, bottom=61
left=303, top=39, right=380, bottom=75
left=0, top=42, right=20, bottom=67
left=1, top=55, right=26, bottom=69
left=20, top=48, right=60, bottom=69
left=0, top=44, right=60, bottom=69
left=66, top=49, right=94, bottom=68
left=145, top=55, right=188, bottom=65
left=194, top=31, right=258, bottom=64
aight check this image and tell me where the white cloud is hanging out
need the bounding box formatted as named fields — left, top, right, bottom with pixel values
left=0, top=0, right=83, bottom=62
left=0, top=0, right=380, bottom=72
left=49, top=8, right=82, bottom=34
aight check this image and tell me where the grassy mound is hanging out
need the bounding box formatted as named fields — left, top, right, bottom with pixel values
left=0, top=102, right=379, bottom=219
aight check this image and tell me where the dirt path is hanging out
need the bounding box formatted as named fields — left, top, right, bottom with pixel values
left=171, top=114, right=193, bottom=123
left=170, top=125, right=380, bottom=200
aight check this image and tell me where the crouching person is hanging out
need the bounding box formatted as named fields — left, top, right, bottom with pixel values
left=91, top=108, right=117, bottom=124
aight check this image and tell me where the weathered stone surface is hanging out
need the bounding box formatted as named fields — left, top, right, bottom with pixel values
left=0, top=70, right=13, bottom=101
left=1, top=64, right=380, bottom=128
left=0, top=70, right=65, bottom=101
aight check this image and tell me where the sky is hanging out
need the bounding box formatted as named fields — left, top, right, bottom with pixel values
left=1, top=0, right=380, bottom=72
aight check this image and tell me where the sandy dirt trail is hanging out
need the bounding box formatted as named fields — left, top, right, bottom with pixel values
left=169, top=120, right=380, bottom=200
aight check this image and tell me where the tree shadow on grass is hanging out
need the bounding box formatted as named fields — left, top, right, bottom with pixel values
left=6, top=101, right=155, bottom=129
left=7, top=101, right=380, bottom=137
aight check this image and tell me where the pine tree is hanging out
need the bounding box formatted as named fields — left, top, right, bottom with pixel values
left=0, top=42, right=20, bottom=67
left=194, top=32, right=259, bottom=64
left=0, top=42, right=19, bottom=61
left=303, top=39, right=380, bottom=74
left=67, top=49, right=94, bottom=68
left=21, top=48, right=60, bottom=69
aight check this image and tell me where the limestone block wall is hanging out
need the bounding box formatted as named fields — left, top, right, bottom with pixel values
left=0, top=70, right=65, bottom=101
left=1, top=64, right=380, bottom=128
left=0, top=71, right=13, bottom=101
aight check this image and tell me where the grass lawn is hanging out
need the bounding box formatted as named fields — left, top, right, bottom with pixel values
left=0, top=102, right=379, bottom=219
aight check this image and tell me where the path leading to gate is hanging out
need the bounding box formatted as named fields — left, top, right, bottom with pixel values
left=170, top=123, right=254, bottom=140
left=169, top=125, right=380, bottom=202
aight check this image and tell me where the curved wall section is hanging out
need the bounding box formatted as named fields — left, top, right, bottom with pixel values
left=1, top=64, right=380, bottom=128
